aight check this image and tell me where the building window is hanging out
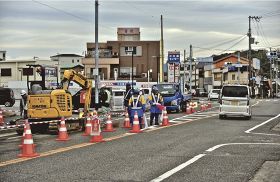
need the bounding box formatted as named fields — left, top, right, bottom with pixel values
left=1, top=68, right=12, bottom=76
left=232, top=74, right=235, bottom=80
left=77, top=59, right=79, bottom=63
left=22, top=68, right=33, bottom=76
left=214, top=74, right=221, bottom=81
left=72, top=59, right=74, bottom=63
left=223, top=73, right=228, bottom=81
left=125, top=46, right=136, bottom=55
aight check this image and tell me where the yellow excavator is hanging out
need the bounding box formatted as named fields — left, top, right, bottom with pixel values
left=17, top=64, right=92, bottom=134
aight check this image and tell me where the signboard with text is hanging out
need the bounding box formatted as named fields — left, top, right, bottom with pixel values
left=167, top=51, right=180, bottom=63
left=168, top=63, right=180, bottom=83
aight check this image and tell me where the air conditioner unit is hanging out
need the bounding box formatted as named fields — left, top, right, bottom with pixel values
left=142, top=73, right=147, bottom=77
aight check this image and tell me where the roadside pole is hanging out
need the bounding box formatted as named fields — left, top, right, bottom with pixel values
left=189, top=45, right=193, bottom=92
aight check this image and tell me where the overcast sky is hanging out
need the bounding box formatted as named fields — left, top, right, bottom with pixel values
left=0, top=0, right=279, bottom=60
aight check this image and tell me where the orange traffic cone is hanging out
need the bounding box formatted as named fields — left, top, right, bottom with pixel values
left=103, top=114, right=116, bottom=132
left=190, top=102, right=195, bottom=113
left=129, top=111, right=142, bottom=133
left=56, top=117, right=70, bottom=141
left=0, top=109, right=4, bottom=126
left=208, top=101, right=212, bottom=109
left=122, top=112, right=131, bottom=128
left=186, top=103, right=192, bottom=114
left=18, top=122, right=39, bottom=158
left=161, top=107, right=170, bottom=126
left=90, top=119, right=105, bottom=143
left=200, top=102, right=205, bottom=112
left=82, top=115, right=92, bottom=136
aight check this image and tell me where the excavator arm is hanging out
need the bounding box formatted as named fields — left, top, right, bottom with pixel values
left=61, top=70, right=92, bottom=115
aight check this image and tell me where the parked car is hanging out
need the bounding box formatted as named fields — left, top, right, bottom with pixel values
left=208, top=89, right=220, bottom=100
left=219, top=85, right=252, bottom=119
left=0, top=88, right=15, bottom=107
left=195, top=88, right=207, bottom=97
left=111, top=89, right=126, bottom=111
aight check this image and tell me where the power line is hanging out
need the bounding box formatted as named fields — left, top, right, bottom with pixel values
left=32, top=0, right=92, bottom=23
left=219, top=36, right=247, bottom=54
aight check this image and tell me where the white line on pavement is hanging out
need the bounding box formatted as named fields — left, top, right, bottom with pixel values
left=245, top=114, right=280, bottom=134
left=150, top=154, right=206, bottom=182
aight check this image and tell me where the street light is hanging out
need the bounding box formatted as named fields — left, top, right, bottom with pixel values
left=125, top=50, right=135, bottom=90
left=148, top=69, right=152, bottom=88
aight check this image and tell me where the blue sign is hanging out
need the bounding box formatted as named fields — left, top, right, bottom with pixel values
left=168, top=51, right=180, bottom=63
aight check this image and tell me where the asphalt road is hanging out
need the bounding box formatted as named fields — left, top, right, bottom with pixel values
left=0, top=99, right=280, bottom=182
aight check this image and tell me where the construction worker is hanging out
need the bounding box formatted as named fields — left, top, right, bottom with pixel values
left=128, top=88, right=146, bottom=129
left=148, top=86, right=163, bottom=126
left=100, top=84, right=111, bottom=107
left=20, top=90, right=28, bottom=119
left=124, top=82, right=132, bottom=109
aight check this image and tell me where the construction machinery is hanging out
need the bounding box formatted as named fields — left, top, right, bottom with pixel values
left=16, top=64, right=92, bottom=134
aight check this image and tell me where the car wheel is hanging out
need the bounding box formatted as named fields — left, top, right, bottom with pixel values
left=4, top=101, right=11, bottom=107
left=176, top=104, right=181, bottom=113
left=219, top=115, right=226, bottom=119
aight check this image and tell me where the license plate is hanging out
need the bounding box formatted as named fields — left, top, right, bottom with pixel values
left=231, top=101, right=239, bottom=106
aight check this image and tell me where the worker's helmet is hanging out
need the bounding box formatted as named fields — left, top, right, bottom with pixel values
left=152, top=86, right=159, bottom=94
left=131, top=88, right=139, bottom=96
left=20, top=90, right=27, bottom=96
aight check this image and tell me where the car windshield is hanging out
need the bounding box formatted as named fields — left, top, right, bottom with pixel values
left=156, top=84, right=176, bottom=95
left=212, top=90, right=220, bottom=94
left=222, top=86, right=248, bottom=97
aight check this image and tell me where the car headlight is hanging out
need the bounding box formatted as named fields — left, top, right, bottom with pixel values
left=171, top=99, right=178, bottom=106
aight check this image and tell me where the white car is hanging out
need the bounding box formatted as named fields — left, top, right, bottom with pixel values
left=110, top=89, right=126, bottom=111
left=208, top=89, right=220, bottom=100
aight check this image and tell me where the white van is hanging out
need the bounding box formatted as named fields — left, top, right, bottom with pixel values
left=219, top=85, right=252, bottom=119
left=111, top=89, right=126, bottom=111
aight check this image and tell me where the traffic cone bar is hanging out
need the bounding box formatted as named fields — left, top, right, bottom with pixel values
left=56, top=117, right=70, bottom=141
left=122, top=112, right=131, bottom=128
left=18, top=123, right=39, bottom=158
left=129, top=111, right=142, bottom=133
left=103, top=114, right=116, bottom=132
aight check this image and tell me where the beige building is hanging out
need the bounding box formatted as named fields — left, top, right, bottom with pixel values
left=83, top=27, right=160, bottom=81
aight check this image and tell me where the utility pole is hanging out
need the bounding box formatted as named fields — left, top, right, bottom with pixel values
left=248, top=16, right=261, bottom=95
left=94, top=0, right=99, bottom=110
left=237, top=51, right=241, bottom=84
left=270, top=47, right=272, bottom=81
left=189, top=45, right=193, bottom=92
left=160, top=15, right=164, bottom=82
left=184, top=49, right=186, bottom=93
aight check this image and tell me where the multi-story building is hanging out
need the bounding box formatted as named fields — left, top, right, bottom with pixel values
left=213, top=54, right=249, bottom=88
left=83, top=27, right=160, bottom=81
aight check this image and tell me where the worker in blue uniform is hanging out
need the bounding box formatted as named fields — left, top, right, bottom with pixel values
left=128, top=88, right=146, bottom=129
left=148, top=86, right=163, bottom=126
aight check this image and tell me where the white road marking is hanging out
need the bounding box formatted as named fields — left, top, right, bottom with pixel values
left=151, top=142, right=280, bottom=182
left=245, top=114, right=280, bottom=134
left=7, top=136, right=21, bottom=140
left=150, top=154, right=206, bottom=182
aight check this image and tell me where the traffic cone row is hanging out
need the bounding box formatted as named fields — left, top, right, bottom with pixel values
left=0, top=109, right=4, bottom=126
left=56, top=117, right=70, bottom=141
left=18, top=121, right=39, bottom=158
left=200, top=102, right=206, bottom=112
left=208, top=101, right=212, bottom=109
left=19, top=120, right=28, bottom=148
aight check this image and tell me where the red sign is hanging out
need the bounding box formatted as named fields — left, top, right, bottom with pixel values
left=80, top=90, right=86, bottom=104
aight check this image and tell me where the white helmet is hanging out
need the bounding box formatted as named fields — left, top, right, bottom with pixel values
left=20, top=90, right=27, bottom=96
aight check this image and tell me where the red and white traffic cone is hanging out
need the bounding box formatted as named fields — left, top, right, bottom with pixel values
left=161, top=107, right=170, bottom=126
left=18, top=122, right=39, bottom=158
left=0, top=109, right=4, bottom=126
left=129, top=111, right=142, bottom=133
left=122, top=112, right=131, bottom=128
left=200, top=102, right=205, bottom=112
left=208, top=101, right=212, bottom=109
left=186, top=103, right=192, bottom=114
left=82, top=115, right=92, bottom=136
left=103, top=114, right=116, bottom=132
left=56, top=117, right=70, bottom=141
left=90, top=119, right=105, bottom=143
